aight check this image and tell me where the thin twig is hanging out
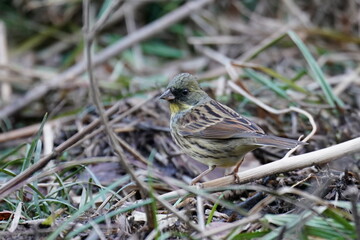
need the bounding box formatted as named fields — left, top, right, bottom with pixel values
left=26, top=157, right=120, bottom=184
left=67, top=95, right=156, bottom=152
left=83, top=0, right=158, bottom=229
left=91, top=0, right=123, bottom=37
left=0, top=117, right=72, bottom=143
left=83, top=0, right=203, bottom=233
left=0, top=63, right=55, bottom=80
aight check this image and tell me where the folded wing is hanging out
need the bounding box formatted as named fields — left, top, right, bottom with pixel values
left=178, top=100, right=264, bottom=138
left=178, top=100, right=301, bottom=149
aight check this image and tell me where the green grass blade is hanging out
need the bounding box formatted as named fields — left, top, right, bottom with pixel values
left=21, top=113, right=48, bottom=172
left=255, top=66, right=308, bottom=94
left=288, top=30, right=345, bottom=107
left=232, top=230, right=270, bottom=240
left=0, top=168, right=46, bottom=199
left=322, top=208, right=355, bottom=231
left=206, top=194, right=223, bottom=225
left=0, top=144, right=26, bottom=164
left=28, top=198, right=77, bottom=211
left=66, top=197, right=154, bottom=239
left=142, top=41, right=184, bottom=58
left=47, top=176, right=130, bottom=240
left=53, top=173, right=67, bottom=199
left=244, top=68, right=291, bottom=100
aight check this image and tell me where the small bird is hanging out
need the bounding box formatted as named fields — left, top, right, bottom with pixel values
left=160, top=73, right=303, bottom=185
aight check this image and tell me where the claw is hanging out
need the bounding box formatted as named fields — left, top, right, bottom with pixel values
left=230, top=157, right=244, bottom=184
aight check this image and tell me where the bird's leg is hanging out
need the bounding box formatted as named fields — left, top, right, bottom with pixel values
left=227, top=157, right=244, bottom=184
left=191, top=165, right=216, bottom=185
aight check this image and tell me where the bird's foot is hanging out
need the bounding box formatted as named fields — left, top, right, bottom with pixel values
left=190, top=165, right=216, bottom=185
left=225, top=171, right=240, bottom=184
left=233, top=172, right=240, bottom=184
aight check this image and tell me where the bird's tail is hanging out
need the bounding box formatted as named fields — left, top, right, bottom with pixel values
left=253, top=135, right=305, bottom=149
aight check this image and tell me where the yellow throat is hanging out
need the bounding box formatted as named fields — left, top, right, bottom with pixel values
left=169, top=102, right=192, bottom=115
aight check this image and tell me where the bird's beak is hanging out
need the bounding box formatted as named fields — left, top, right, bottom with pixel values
left=159, top=89, right=175, bottom=101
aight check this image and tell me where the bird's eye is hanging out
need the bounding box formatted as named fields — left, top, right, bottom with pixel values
left=182, top=89, right=189, bottom=95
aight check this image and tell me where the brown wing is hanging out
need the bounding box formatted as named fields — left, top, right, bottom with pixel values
left=177, top=100, right=265, bottom=139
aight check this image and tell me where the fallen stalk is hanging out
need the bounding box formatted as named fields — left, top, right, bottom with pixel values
left=160, top=137, right=360, bottom=200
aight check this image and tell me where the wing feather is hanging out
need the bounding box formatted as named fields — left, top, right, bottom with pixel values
left=178, top=100, right=265, bottom=139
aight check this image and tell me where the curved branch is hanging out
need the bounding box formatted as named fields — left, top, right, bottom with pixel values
left=160, top=137, right=360, bottom=200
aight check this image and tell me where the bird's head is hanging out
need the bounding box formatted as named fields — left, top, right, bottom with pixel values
left=160, top=73, right=209, bottom=113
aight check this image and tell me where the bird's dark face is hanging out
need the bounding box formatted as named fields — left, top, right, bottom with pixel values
left=160, top=73, right=208, bottom=113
